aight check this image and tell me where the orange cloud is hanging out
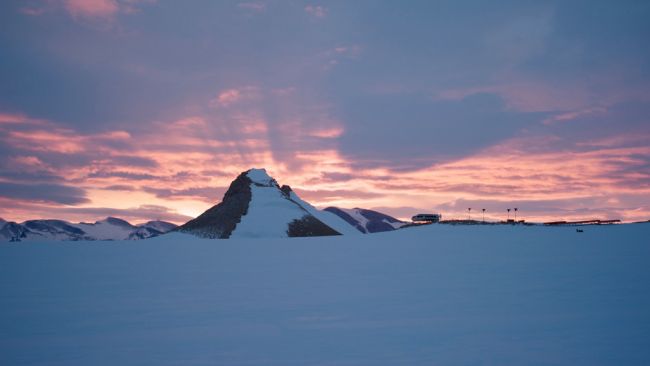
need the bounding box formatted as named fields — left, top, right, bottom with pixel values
left=1, top=108, right=649, bottom=224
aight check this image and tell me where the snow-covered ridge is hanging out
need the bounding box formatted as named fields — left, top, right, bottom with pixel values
left=0, top=217, right=178, bottom=242
left=324, top=207, right=406, bottom=233
left=247, top=168, right=275, bottom=186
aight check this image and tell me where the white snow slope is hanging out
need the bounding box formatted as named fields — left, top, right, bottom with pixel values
left=1, top=223, right=649, bottom=365
left=230, top=169, right=310, bottom=238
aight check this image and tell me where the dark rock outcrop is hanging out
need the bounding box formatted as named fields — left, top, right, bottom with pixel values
left=176, top=172, right=253, bottom=238
left=287, top=215, right=341, bottom=237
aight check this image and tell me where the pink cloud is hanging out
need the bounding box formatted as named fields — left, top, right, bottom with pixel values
left=575, top=133, right=650, bottom=148
left=58, top=0, right=156, bottom=21
left=63, top=0, right=119, bottom=19
left=309, top=127, right=344, bottom=138
left=168, top=116, right=207, bottom=128
left=2, top=106, right=649, bottom=224
left=215, top=89, right=241, bottom=106
left=542, top=107, right=607, bottom=125
left=238, top=119, right=268, bottom=134
left=7, top=130, right=85, bottom=153
left=210, top=86, right=260, bottom=107
left=11, top=156, right=46, bottom=167
left=305, top=5, right=327, bottom=18
left=0, top=113, right=28, bottom=124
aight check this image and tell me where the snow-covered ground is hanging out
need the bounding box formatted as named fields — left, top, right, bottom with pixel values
left=1, top=223, right=649, bottom=365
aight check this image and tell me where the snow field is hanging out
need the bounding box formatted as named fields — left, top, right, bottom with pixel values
left=1, top=223, right=649, bottom=365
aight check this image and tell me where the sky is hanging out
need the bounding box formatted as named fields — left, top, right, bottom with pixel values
left=1, top=0, right=649, bottom=224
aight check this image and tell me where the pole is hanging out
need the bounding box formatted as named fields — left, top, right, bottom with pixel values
left=514, top=208, right=518, bottom=221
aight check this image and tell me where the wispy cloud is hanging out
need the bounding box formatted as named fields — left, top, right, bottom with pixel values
left=238, top=2, right=265, bottom=12
left=18, top=6, right=47, bottom=16
left=320, top=45, right=362, bottom=70
left=434, top=82, right=595, bottom=113
left=542, top=107, right=607, bottom=125
left=309, top=127, right=344, bottom=138
left=63, top=0, right=119, bottom=19
left=305, top=5, right=327, bottom=18
left=210, top=87, right=260, bottom=107
left=17, top=0, right=159, bottom=22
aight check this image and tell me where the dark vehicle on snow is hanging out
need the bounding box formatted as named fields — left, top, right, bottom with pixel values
left=412, top=214, right=441, bottom=223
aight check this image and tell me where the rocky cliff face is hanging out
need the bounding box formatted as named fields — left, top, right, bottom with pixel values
left=177, top=172, right=253, bottom=238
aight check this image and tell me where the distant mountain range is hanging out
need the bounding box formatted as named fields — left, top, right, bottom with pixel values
left=0, top=217, right=177, bottom=242
left=2, top=168, right=407, bottom=241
